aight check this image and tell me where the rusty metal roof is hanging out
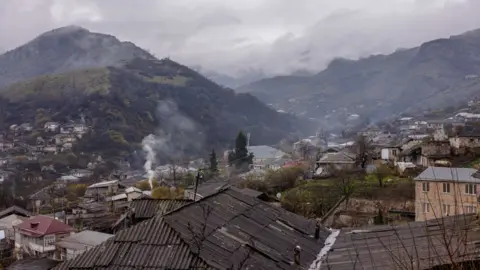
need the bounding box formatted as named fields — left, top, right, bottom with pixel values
left=54, top=188, right=329, bottom=270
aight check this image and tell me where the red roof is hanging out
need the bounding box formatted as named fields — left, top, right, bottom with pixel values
left=14, top=215, right=74, bottom=237
left=282, top=160, right=305, bottom=168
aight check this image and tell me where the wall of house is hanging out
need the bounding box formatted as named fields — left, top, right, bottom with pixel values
left=415, top=180, right=478, bottom=222
left=381, top=148, right=399, bottom=160
left=449, top=137, right=480, bottom=149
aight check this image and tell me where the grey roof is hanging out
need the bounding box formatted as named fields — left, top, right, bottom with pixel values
left=187, top=177, right=243, bottom=198
left=235, top=187, right=265, bottom=198
left=247, top=145, right=287, bottom=159
left=7, top=258, right=60, bottom=270
left=414, top=167, right=479, bottom=183
left=56, top=230, right=114, bottom=250
left=54, top=188, right=330, bottom=270
left=318, top=152, right=356, bottom=164
left=131, top=198, right=191, bottom=219
left=0, top=205, right=31, bottom=219
left=319, top=214, right=480, bottom=269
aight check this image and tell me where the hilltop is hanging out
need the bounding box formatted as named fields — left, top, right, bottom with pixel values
left=238, top=28, right=480, bottom=129
left=0, top=25, right=155, bottom=88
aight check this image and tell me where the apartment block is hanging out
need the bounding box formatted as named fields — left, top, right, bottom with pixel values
left=414, top=167, right=479, bottom=221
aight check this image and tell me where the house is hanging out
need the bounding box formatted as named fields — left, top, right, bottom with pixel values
left=426, top=119, right=446, bottom=130
left=399, top=141, right=451, bottom=167
left=53, top=134, right=77, bottom=145
left=44, top=122, right=60, bottom=132
left=449, top=124, right=480, bottom=149
left=53, top=188, right=332, bottom=270
left=251, top=157, right=291, bottom=171
left=54, top=230, right=113, bottom=261
left=0, top=214, right=27, bottom=241
left=0, top=206, right=31, bottom=241
left=72, top=124, right=88, bottom=134
left=247, top=145, right=287, bottom=167
left=315, top=151, right=357, bottom=177
left=68, top=169, right=93, bottom=179
left=57, top=175, right=80, bottom=184
left=71, top=202, right=109, bottom=215
left=84, top=180, right=125, bottom=198
left=29, top=185, right=68, bottom=214
left=14, top=215, right=75, bottom=259
left=124, top=187, right=143, bottom=201
left=0, top=206, right=31, bottom=220
left=59, top=125, right=74, bottom=134
left=414, top=167, right=479, bottom=221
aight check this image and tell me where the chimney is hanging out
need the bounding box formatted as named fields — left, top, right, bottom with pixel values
left=30, top=222, right=39, bottom=229
left=315, top=220, right=321, bottom=239
left=293, top=245, right=301, bottom=266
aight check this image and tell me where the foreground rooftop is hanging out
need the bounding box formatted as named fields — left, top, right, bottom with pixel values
left=55, top=188, right=331, bottom=269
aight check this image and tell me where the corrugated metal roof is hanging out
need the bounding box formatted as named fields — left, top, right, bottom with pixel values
left=319, top=214, right=480, bottom=269
left=131, top=199, right=191, bottom=219
left=54, top=188, right=329, bottom=270
left=414, top=167, right=479, bottom=183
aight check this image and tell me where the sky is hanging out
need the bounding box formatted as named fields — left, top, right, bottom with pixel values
left=1, top=0, right=480, bottom=77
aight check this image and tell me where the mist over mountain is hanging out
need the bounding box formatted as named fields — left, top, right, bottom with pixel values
left=0, top=25, right=155, bottom=88
left=0, top=27, right=309, bottom=159
left=238, top=28, right=480, bottom=129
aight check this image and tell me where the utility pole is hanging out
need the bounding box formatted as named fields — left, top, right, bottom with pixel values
left=193, top=169, right=204, bottom=201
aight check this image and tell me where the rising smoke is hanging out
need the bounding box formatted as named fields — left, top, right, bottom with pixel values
left=141, top=99, right=204, bottom=190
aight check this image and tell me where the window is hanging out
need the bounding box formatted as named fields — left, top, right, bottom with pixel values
left=465, top=184, right=477, bottom=195
left=44, top=235, right=55, bottom=246
left=464, top=205, right=477, bottom=214
left=442, top=204, right=451, bottom=215
left=422, top=182, right=430, bottom=192
left=442, top=183, right=451, bottom=193
left=392, top=149, right=398, bottom=156
left=422, top=202, right=430, bottom=213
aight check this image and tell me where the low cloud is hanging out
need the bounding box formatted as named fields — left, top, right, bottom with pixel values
left=1, top=0, right=479, bottom=77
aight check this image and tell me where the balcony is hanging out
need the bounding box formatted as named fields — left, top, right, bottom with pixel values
left=28, top=242, right=56, bottom=253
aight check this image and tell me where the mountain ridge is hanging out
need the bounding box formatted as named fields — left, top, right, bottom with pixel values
left=238, top=28, right=480, bottom=128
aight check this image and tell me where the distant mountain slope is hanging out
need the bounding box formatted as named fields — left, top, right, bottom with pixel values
left=0, top=25, right=155, bottom=88
left=0, top=58, right=309, bottom=159
left=238, top=28, right=480, bottom=127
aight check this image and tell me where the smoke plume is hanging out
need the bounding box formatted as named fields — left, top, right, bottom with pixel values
left=142, top=134, right=156, bottom=190
left=141, top=99, right=204, bottom=189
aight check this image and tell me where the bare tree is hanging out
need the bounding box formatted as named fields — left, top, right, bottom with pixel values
left=354, top=135, right=373, bottom=169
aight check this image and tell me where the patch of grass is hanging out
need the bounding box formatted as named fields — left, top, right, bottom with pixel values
left=146, top=75, right=190, bottom=86
left=2, top=68, right=110, bottom=101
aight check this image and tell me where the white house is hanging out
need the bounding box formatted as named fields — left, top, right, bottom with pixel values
left=44, top=122, right=60, bottom=132
left=14, top=216, right=74, bottom=259
left=69, top=169, right=93, bottom=179
left=247, top=145, right=287, bottom=168
left=55, top=230, right=113, bottom=261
